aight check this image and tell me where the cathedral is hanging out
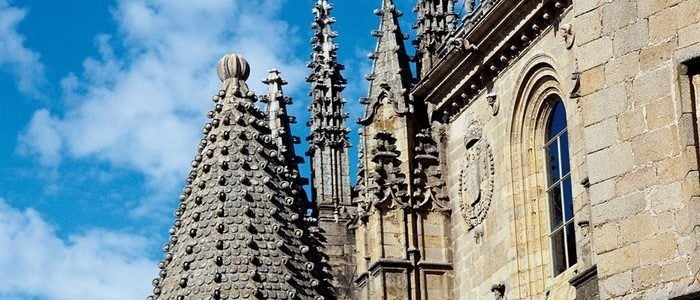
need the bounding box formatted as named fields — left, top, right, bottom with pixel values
left=149, top=0, right=700, bottom=299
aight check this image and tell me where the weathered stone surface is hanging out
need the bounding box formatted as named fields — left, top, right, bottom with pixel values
left=602, top=0, right=638, bottom=35
left=583, top=116, right=617, bottom=153
left=593, top=221, right=620, bottom=253
left=631, top=64, right=673, bottom=107
left=605, top=51, right=640, bottom=85
left=580, top=65, right=605, bottom=96
left=679, top=22, right=700, bottom=48
left=586, top=141, right=633, bottom=184
left=640, top=41, right=676, bottom=72
left=591, top=192, right=646, bottom=224
left=662, top=259, right=690, bottom=283
left=578, top=36, right=614, bottom=71
left=151, top=54, right=331, bottom=300
left=633, top=264, right=662, bottom=289
left=581, top=83, right=627, bottom=126
left=574, top=0, right=604, bottom=17
left=638, top=234, right=678, bottom=265
left=613, top=20, right=650, bottom=56
left=647, top=180, right=684, bottom=214
left=617, top=108, right=647, bottom=141
left=615, top=165, right=658, bottom=196
left=598, top=246, right=639, bottom=277
left=631, top=126, right=679, bottom=164
left=600, top=270, right=632, bottom=297
left=619, top=213, right=657, bottom=244
left=676, top=0, right=700, bottom=29
left=151, top=0, right=700, bottom=299
left=649, top=7, right=679, bottom=43
left=575, top=9, right=603, bottom=46
left=638, top=0, right=684, bottom=18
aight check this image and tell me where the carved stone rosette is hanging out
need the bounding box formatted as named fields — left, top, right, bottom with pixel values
left=458, top=121, right=495, bottom=230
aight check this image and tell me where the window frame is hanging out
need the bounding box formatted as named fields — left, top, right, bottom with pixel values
left=543, top=97, right=577, bottom=277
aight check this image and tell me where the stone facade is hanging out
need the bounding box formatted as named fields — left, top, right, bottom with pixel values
left=347, top=0, right=700, bottom=299
left=152, top=0, right=700, bottom=299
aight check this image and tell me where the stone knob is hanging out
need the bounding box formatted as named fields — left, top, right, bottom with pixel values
left=217, top=53, right=250, bottom=81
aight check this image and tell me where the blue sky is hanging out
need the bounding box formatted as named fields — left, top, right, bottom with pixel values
left=0, top=0, right=470, bottom=298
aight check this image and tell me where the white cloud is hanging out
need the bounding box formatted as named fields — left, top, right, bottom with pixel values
left=20, top=0, right=307, bottom=213
left=0, top=0, right=44, bottom=96
left=17, top=109, right=62, bottom=166
left=0, top=198, right=156, bottom=300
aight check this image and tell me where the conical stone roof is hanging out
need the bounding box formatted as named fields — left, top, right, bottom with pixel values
left=149, top=54, right=330, bottom=300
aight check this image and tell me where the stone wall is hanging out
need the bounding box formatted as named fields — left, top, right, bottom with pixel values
left=574, top=0, right=700, bottom=298
left=445, top=9, right=583, bottom=297
left=420, top=0, right=700, bottom=298
left=319, top=220, right=357, bottom=299
left=346, top=0, right=700, bottom=298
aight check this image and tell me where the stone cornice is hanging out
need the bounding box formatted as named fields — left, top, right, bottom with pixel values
left=368, top=258, right=413, bottom=274
left=416, top=260, right=453, bottom=271
left=568, top=264, right=598, bottom=287
left=411, top=0, right=572, bottom=123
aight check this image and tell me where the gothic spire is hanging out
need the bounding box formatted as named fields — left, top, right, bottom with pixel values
left=149, top=54, right=330, bottom=300
left=306, top=0, right=352, bottom=221
left=307, top=0, right=345, bottom=85
left=360, top=0, right=414, bottom=125
left=413, top=0, right=459, bottom=77
left=262, top=69, right=310, bottom=211
left=262, top=69, right=291, bottom=148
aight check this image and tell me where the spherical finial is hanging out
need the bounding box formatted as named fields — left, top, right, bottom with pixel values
left=217, top=53, right=250, bottom=81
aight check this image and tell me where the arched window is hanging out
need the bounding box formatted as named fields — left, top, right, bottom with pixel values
left=545, top=98, right=576, bottom=276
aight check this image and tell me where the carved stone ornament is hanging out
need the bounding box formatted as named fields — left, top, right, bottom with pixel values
left=570, top=62, right=581, bottom=99
left=491, top=283, right=506, bottom=300
left=560, top=23, right=575, bottom=49
left=358, top=83, right=410, bottom=125
left=486, top=93, right=498, bottom=116
left=458, top=121, right=495, bottom=231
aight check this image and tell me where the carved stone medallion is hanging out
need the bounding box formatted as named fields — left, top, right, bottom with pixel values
left=458, top=121, right=495, bottom=231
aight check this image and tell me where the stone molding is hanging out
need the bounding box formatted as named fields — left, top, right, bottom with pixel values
left=412, top=0, right=572, bottom=122
left=568, top=264, right=598, bottom=287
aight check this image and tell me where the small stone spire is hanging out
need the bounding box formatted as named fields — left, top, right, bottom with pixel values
left=413, top=0, right=459, bottom=77
left=361, top=0, right=414, bottom=123
left=149, top=54, right=330, bottom=300
left=262, top=69, right=309, bottom=211
left=306, top=0, right=352, bottom=221
left=308, top=0, right=344, bottom=81
left=262, top=69, right=289, bottom=144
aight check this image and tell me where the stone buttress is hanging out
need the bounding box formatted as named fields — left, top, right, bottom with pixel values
left=350, top=0, right=452, bottom=299
left=149, top=54, right=332, bottom=300
left=305, top=0, right=356, bottom=298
